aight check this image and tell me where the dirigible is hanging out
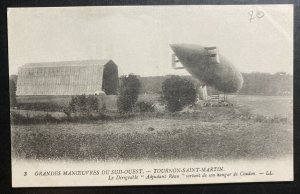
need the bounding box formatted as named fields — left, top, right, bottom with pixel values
left=170, top=44, right=243, bottom=93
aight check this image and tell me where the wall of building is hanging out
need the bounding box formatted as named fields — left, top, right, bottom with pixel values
left=17, top=65, right=104, bottom=96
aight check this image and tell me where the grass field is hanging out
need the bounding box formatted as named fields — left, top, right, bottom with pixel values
left=11, top=117, right=292, bottom=161
left=228, top=95, right=292, bottom=117
left=11, top=95, right=293, bottom=161
left=139, top=94, right=293, bottom=118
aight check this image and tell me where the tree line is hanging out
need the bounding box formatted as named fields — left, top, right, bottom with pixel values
left=139, top=72, right=292, bottom=96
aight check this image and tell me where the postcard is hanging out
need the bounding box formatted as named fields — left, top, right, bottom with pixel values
left=8, top=5, right=293, bottom=187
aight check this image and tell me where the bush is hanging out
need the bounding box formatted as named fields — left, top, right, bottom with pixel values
left=18, top=102, right=65, bottom=112
left=10, top=111, right=60, bottom=125
left=161, top=76, right=197, bottom=112
left=117, top=74, right=141, bottom=112
left=68, top=95, right=99, bottom=115
left=134, top=101, right=155, bottom=112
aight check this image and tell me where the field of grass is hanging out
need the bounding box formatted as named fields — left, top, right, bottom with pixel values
left=140, top=94, right=293, bottom=117
left=228, top=95, right=292, bottom=117
left=11, top=100, right=293, bottom=161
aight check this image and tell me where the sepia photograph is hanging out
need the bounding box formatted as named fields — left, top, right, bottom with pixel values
left=8, top=5, right=293, bottom=187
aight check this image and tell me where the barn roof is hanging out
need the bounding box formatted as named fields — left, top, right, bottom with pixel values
left=22, top=59, right=112, bottom=68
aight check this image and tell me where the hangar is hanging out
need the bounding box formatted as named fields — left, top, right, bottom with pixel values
left=16, top=59, right=118, bottom=96
left=16, top=60, right=119, bottom=109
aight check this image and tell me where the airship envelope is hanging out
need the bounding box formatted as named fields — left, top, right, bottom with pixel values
left=170, top=44, right=243, bottom=93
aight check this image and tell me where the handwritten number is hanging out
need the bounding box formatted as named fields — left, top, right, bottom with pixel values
left=248, top=10, right=255, bottom=23
left=256, top=11, right=264, bottom=18
left=24, top=172, right=27, bottom=176
left=248, top=10, right=264, bottom=23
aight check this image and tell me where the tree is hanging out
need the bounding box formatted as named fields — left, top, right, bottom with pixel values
left=9, top=79, right=17, bottom=107
left=117, top=74, right=141, bottom=112
left=162, top=75, right=197, bottom=112
left=102, top=62, right=119, bottom=95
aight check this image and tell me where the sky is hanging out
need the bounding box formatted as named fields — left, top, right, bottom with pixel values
left=7, top=5, right=293, bottom=76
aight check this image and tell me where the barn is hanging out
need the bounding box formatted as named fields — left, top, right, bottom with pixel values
left=16, top=60, right=118, bottom=109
